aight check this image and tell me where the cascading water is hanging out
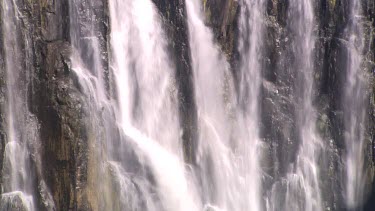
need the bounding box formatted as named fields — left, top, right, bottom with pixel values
left=109, top=0, right=199, bottom=210
left=237, top=0, right=266, bottom=210
left=0, top=0, right=46, bottom=210
left=342, top=0, right=367, bottom=208
left=186, top=0, right=262, bottom=210
left=267, top=0, right=324, bottom=211
left=284, top=1, right=323, bottom=210
left=0, top=0, right=374, bottom=210
left=70, top=0, right=199, bottom=210
left=187, top=0, right=236, bottom=208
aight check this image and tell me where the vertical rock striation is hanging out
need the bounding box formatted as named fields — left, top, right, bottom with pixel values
left=0, top=0, right=374, bottom=210
left=152, top=0, right=199, bottom=165
left=204, top=0, right=375, bottom=210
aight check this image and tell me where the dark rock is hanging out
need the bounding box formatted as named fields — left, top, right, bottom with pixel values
left=152, top=0, right=199, bottom=165
left=0, top=0, right=374, bottom=210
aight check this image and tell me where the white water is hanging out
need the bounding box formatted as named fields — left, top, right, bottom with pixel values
left=68, top=0, right=198, bottom=209
left=267, top=1, right=324, bottom=211
left=237, top=0, right=266, bottom=210
left=0, top=0, right=41, bottom=210
left=187, top=0, right=262, bottom=210
left=67, top=0, right=372, bottom=209
left=109, top=0, right=200, bottom=210
left=343, top=0, right=367, bottom=208
left=110, top=0, right=181, bottom=152
left=0, top=0, right=371, bottom=210
left=286, top=1, right=323, bottom=210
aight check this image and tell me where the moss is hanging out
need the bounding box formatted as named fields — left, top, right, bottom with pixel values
left=36, top=0, right=49, bottom=29
left=202, top=0, right=212, bottom=22
left=329, top=0, right=336, bottom=10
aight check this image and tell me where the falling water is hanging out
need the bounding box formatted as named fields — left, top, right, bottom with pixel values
left=267, top=0, right=324, bottom=210
left=109, top=0, right=199, bottom=210
left=187, top=0, right=236, bottom=208
left=0, top=0, right=43, bottom=210
left=285, top=1, right=323, bottom=210
left=0, top=0, right=374, bottom=210
left=186, top=0, right=262, bottom=210
left=343, top=0, right=367, bottom=208
left=68, top=0, right=112, bottom=209
left=237, top=0, right=266, bottom=210
left=67, top=0, right=374, bottom=209
left=69, top=0, right=199, bottom=210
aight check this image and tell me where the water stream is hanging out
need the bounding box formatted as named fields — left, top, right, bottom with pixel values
left=0, top=0, right=45, bottom=210
left=109, top=0, right=198, bottom=210
left=0, top=0, right=372, bottom=210
left=285, top=0, right=323, bottom=210
left=267, top=1, right=324, bottom=210
left=343, top=0, right=367, bottom=209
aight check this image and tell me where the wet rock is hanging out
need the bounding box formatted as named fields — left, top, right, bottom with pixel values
left=153, top=0, right=199, bottom=165
left=0, top=192, right=33, bottom=211
left=201, top=0, right=375, bottom=209
left=0, top=0, right=373, bottom=210
left=30, top=40, right=90, bottom=210
left=203, top=0, right=239, bottom=57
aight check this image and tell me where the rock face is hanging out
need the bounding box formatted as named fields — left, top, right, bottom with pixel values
left=202, top=0, right=375, bottom=209
left=0, top=0, right=374, bottom=210
left=152, top=0, right=199, bottom=165
left=0, top=0, right=93, bottom=210
left=32, top=41, right=89, bottom=210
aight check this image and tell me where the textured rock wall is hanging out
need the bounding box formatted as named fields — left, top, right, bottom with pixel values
left=30, top=0, right=110, bottom=209
left=0, top=0, right=374, bottom=210
left=0, top=0, right=100, bottom=210
left=203, top=0, right=375, bottom=209
left=152, top=0, right=199, bottom=165
left=31, top=1, right=85, bottom=210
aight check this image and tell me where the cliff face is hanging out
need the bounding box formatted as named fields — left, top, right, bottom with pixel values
left=202, top=0, right=375, bottom=209
left=0, top=0, right=374, bottom=210
left=0, top=0, right=98, bottom=210
left=152, top=0, right=375, bottom=209
left=151, top=0, right=199, bottom=165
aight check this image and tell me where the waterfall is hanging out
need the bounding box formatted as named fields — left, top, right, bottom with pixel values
left=109, top=0, right=199, bottom=210
left=187, top=0, right=236, bottom=208
left=343, top=0, right=367, bottom=208
left=186, top=0, right=263, bottom=210
left=285, top=1, right=323, bottom=210
left=69, top=0, right=199, bottom=210
left=0, top=0, right=45, bottom=210
left=237, top=0, right=266, bottom=210
left=0, top=0, right=374, bottom=210
left=267, top=0, right=324, bottom=210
